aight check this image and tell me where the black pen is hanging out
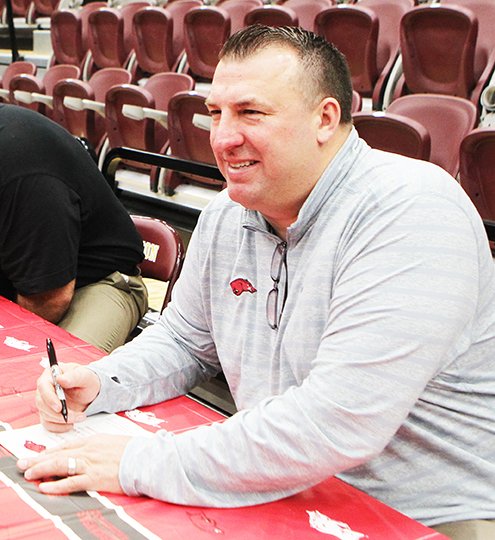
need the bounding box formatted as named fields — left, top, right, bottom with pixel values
left=46, top=338, right=68, bottom=423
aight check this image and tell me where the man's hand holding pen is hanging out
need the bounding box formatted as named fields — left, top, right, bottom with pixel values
left=17, top=347, right=128, bottom=495
left=35, top=353, right=101, bottom=433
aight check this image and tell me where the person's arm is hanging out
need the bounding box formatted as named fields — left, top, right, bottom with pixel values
left=17, top=279, right=75, bottom=323
left=115, top=191, right=489, bottom=507
left=83, top=220, right=222, bottom=415
left=0, top=176, right=81, bottom=310
left=17, top=212, right=221, bottom=492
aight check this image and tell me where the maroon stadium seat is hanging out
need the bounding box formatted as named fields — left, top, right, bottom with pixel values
left=459, top=128, right=495, bottom=221
left=387, top=93, right=478, bottom=176
left=131, top=214, right=185, bottom=313
left=353, top=111, right=431, bottom=161
left=183, top=6, right=231, bottom=82
left=315, top=5, right=379, bottom=97
left=396, top=5, right=478, bottom=102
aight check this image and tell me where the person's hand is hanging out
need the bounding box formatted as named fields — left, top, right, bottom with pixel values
left=16, top=434, right=130, bottom=495
left=36, top=362, right=101, bottom=432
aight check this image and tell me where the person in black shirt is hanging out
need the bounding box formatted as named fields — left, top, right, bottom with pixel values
left=0, top=104, right=148, bottom=352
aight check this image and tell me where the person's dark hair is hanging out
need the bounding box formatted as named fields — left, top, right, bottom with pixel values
left=219, top=25, right=353, bottom=124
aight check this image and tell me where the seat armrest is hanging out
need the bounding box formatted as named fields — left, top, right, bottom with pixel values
left=32, top=92, right=54, bottom=108
left=82, top=98, right=105, bottom=116
left=63, top=96, right=84, bottom=110
left=14, top=90, right=34, bottom=104
left=63, top=96, right=105, bottom=116
left=15, top=91, right=53, bottom=108
left=122, top=104, right=168, bottom=127
left=193, top=113, right=211, bottom=131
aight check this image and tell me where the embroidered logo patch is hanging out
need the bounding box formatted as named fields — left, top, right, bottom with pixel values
left=230, top=278, right=257, bottom=296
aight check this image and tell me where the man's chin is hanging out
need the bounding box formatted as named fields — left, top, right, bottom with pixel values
left=226, top=184, right=257, bottom=210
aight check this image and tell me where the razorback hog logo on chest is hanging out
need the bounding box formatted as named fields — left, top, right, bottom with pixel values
left=230, top=278, right=257, bottom=296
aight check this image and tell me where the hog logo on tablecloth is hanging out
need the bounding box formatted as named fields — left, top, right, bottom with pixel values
left=307, top=510, right=368, bottom=539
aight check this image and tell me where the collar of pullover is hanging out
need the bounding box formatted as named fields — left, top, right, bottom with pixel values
left=242, top=128, right=368, bottom=245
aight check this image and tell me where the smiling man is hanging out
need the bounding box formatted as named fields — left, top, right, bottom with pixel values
left=21, top=26, right=495, bottom=540
left=205, top=36, right=350, bottom=236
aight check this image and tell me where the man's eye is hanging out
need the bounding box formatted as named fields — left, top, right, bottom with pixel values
left=208, top=110, right=220, bottom=117
left=243, top=109, right=262, bottom=115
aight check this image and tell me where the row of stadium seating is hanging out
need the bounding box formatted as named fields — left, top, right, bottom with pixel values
left=0, top=0, right=494, bottom=226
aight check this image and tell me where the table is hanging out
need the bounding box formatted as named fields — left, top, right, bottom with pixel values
left=0, top=297, right=448, bottom=539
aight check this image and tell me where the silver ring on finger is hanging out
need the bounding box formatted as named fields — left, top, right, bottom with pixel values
left=67, top=456, right=77, bottom=476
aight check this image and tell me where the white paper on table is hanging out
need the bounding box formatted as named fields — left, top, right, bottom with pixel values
left=0, top=413, right=151, bottom=459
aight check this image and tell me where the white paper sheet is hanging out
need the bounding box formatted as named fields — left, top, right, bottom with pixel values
left=0, top=413, right=150, bottom=459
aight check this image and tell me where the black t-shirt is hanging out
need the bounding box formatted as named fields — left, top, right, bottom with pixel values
left=0, top=104, right=144, bottom=300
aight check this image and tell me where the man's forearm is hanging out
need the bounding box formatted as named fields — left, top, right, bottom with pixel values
left=17, top=279, right=76, bottom=323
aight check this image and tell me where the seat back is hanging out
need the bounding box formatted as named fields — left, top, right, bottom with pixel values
left=399, top=5, right=477, bottom=98
left=120, top=1, right=151, bottom=60
left=9, top=73, right=42, bottom=111
left=360, top=0, right=414, bottom=72
left=133, top=7, right=174, bottom=75
left=387, top=93, right=478, bottom=176
left=9, top=0, right=31, bottom=17
left=183, top=6, right=231, bottom=81
left=217, top=0, right=262, bottom=33
left=358, top=0, right=415, bottom=109
left=88, top=8, right=127, bottom=70
left=50, top=10, right=83, bottom=66
left=90, top=66, right=132, bottom=103
left=245, top=5, right=298, bottom=28
left=315, top=6, right=379, bottom=96
left=85, top=4, right=150, bottom=79
left=52, top=77, right=95, bottom=136
left=166, top=0, right=203, bottom=68
left=442, top=0, right=495, bottom=107
left=351, top=89, right=362, bottom=113
left=80, top=2, right=108, bottom=53
left=145, top=72, right=195, bottom=150
left=105, top=84, right=153, bottom=150
left=0, top=61, right=37, bottom=103
left=131, top=214, right=185, bottom=311
left=31, top=0, right=58, bottom=18
left=43, top=63, right=81, bottom=95
left=0, top=60, right=37, bottom=89
left=353, top=111, right=431, bottom=160
left=284, top=0, right=335, bottom=31
left=165, top=90, right=223, bottom=194
left=459, top=128, right=495, bottom=220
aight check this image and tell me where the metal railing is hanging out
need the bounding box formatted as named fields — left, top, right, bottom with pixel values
left=102, top=146, right=224, bottom=190
left=101, top=147, right=225, bottom=231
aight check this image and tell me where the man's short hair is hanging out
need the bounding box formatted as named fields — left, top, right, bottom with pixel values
left=219, top=25, right=353, bottom=124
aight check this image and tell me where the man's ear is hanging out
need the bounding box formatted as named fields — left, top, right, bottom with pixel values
left=316, top=97, right=341, bottom=144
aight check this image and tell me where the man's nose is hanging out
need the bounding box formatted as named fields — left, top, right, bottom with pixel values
left=210, top=117, right=244, bottom=153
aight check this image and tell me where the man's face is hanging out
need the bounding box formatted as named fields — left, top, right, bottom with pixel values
left=206, top=46, right=326, bottom=229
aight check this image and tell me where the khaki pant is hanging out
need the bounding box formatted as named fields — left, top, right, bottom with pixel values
left=432, top=519, right=495, bottom=540
left=59, top=271, right=148, bottom=353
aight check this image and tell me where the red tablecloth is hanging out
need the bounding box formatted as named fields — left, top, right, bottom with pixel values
left=0, top=297, right=448, bottom=539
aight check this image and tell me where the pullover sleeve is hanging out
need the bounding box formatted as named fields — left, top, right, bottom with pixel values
left=89, top=187, right=490, bottom=507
